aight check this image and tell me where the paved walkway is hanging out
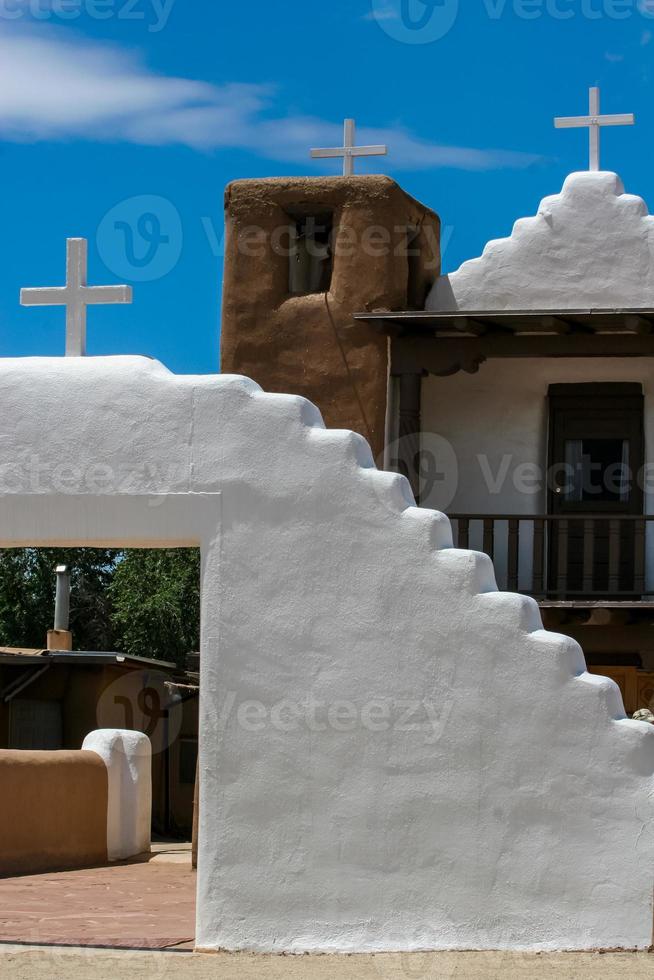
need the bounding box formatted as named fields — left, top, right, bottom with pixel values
left=0, top=853, right=196, bottom=950
left=1, top=946, right=653, bottom=979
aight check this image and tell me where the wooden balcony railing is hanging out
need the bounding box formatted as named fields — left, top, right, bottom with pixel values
left=449, top=514, right=653, bottom=601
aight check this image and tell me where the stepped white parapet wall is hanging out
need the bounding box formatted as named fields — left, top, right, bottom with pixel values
left=83, top=729, right=152, bottom=861
left=426, top=171, right=654, bottom=311
left=0, top=356, right=653, bottom=951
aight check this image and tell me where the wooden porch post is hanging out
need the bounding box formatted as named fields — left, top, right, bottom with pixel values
left=191, top=758, right=199, bottom=870
left=398, top=373, right=423, bottom=504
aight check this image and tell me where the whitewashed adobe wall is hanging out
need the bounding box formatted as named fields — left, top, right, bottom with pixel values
left=426, top=171, right=654, bottom=310
left=0, top=356, right=653, bottom=952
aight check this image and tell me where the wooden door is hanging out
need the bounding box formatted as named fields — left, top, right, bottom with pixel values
left=547, top=384, right=644, bottom=598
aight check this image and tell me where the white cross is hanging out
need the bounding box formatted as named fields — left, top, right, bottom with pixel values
left=554, top=86, right=634, bottom=172
left=311, top=118, right=388, bottom=176
left=20, top=238, right=132, bottom=357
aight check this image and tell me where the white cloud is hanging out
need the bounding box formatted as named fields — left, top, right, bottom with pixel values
left=642, top=29, right=652, bottom=45
left=0, top=25, right=542, bottom=172
left=604, top=51, right=625, bottom=62
left=0, top=27, right=229, bottom=138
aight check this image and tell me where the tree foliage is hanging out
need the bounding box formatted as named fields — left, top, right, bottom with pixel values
left=110, top=549, right=201, bottom=665
left=0, top=547, right=200, bottom=666
left=0, top=548, right=117, bottom=651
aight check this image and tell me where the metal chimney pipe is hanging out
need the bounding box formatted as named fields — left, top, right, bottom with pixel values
left=54, top=565, right=71, bottom=632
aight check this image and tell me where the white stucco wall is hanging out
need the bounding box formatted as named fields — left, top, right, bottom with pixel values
left=426, top=171, right=654, bottom=311
left=1, top=356, right=653, bottom=953
left=421, top=358, right=654, bottom=515
left=83, top=729, right=152, bottom=861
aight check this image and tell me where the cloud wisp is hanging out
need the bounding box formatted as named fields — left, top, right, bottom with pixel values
left=0, top=26, right=542, bottom=172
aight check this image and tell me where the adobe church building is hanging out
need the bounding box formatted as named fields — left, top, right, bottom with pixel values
left=221, top=162, right=654, bottom=717
left=4, top=104, right=654, bottom=949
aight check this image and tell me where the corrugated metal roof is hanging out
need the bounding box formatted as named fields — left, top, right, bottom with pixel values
left=0, top=649, right=177, bottom=670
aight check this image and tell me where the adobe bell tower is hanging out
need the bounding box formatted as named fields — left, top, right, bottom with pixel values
left=220, top=175, right=440, bottom=461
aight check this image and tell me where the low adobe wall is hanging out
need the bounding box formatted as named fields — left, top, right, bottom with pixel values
left=0, top=730, right=152, bottom=877
left=0, top=749, right=108, bottom=876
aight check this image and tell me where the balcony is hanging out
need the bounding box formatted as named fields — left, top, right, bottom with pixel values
left=449, top=514, right=653, bottom=604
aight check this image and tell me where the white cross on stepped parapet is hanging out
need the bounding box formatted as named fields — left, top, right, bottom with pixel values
left=311, top=118, right=388, bottom=176
left=20, top=238, right=132, bottom=357
left=554, top=86, right=635, bottom=172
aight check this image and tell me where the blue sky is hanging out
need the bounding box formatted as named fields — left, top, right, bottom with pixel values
left=0, top=0, right=652, bottom=373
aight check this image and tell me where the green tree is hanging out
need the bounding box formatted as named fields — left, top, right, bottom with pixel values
left=109, top=549, right=200, bottom=666
left=0, top=547, right=200, bottom=665
left=0, top=548, right=118, bottom=650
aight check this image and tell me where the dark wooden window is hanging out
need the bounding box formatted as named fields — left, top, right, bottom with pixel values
left=9, top=699, right=63, bottom=750
left=548, top=383, right=644, bottom=597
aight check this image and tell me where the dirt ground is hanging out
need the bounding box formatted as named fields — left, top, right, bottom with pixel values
left=1, top=946, right=653, bottom=980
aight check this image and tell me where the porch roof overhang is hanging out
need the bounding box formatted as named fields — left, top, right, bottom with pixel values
left=354, top=308, right=654, bottom=336
left=353, top=309, right=654, bottom=376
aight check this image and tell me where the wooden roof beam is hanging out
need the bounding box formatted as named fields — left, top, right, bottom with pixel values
left=625, top=315, right=654, bottom=335
left=392, top=333, right=654, bottom=378
left=540, top=315, right=574, bottom=335
left=453, top=317, right=488, bottom=336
